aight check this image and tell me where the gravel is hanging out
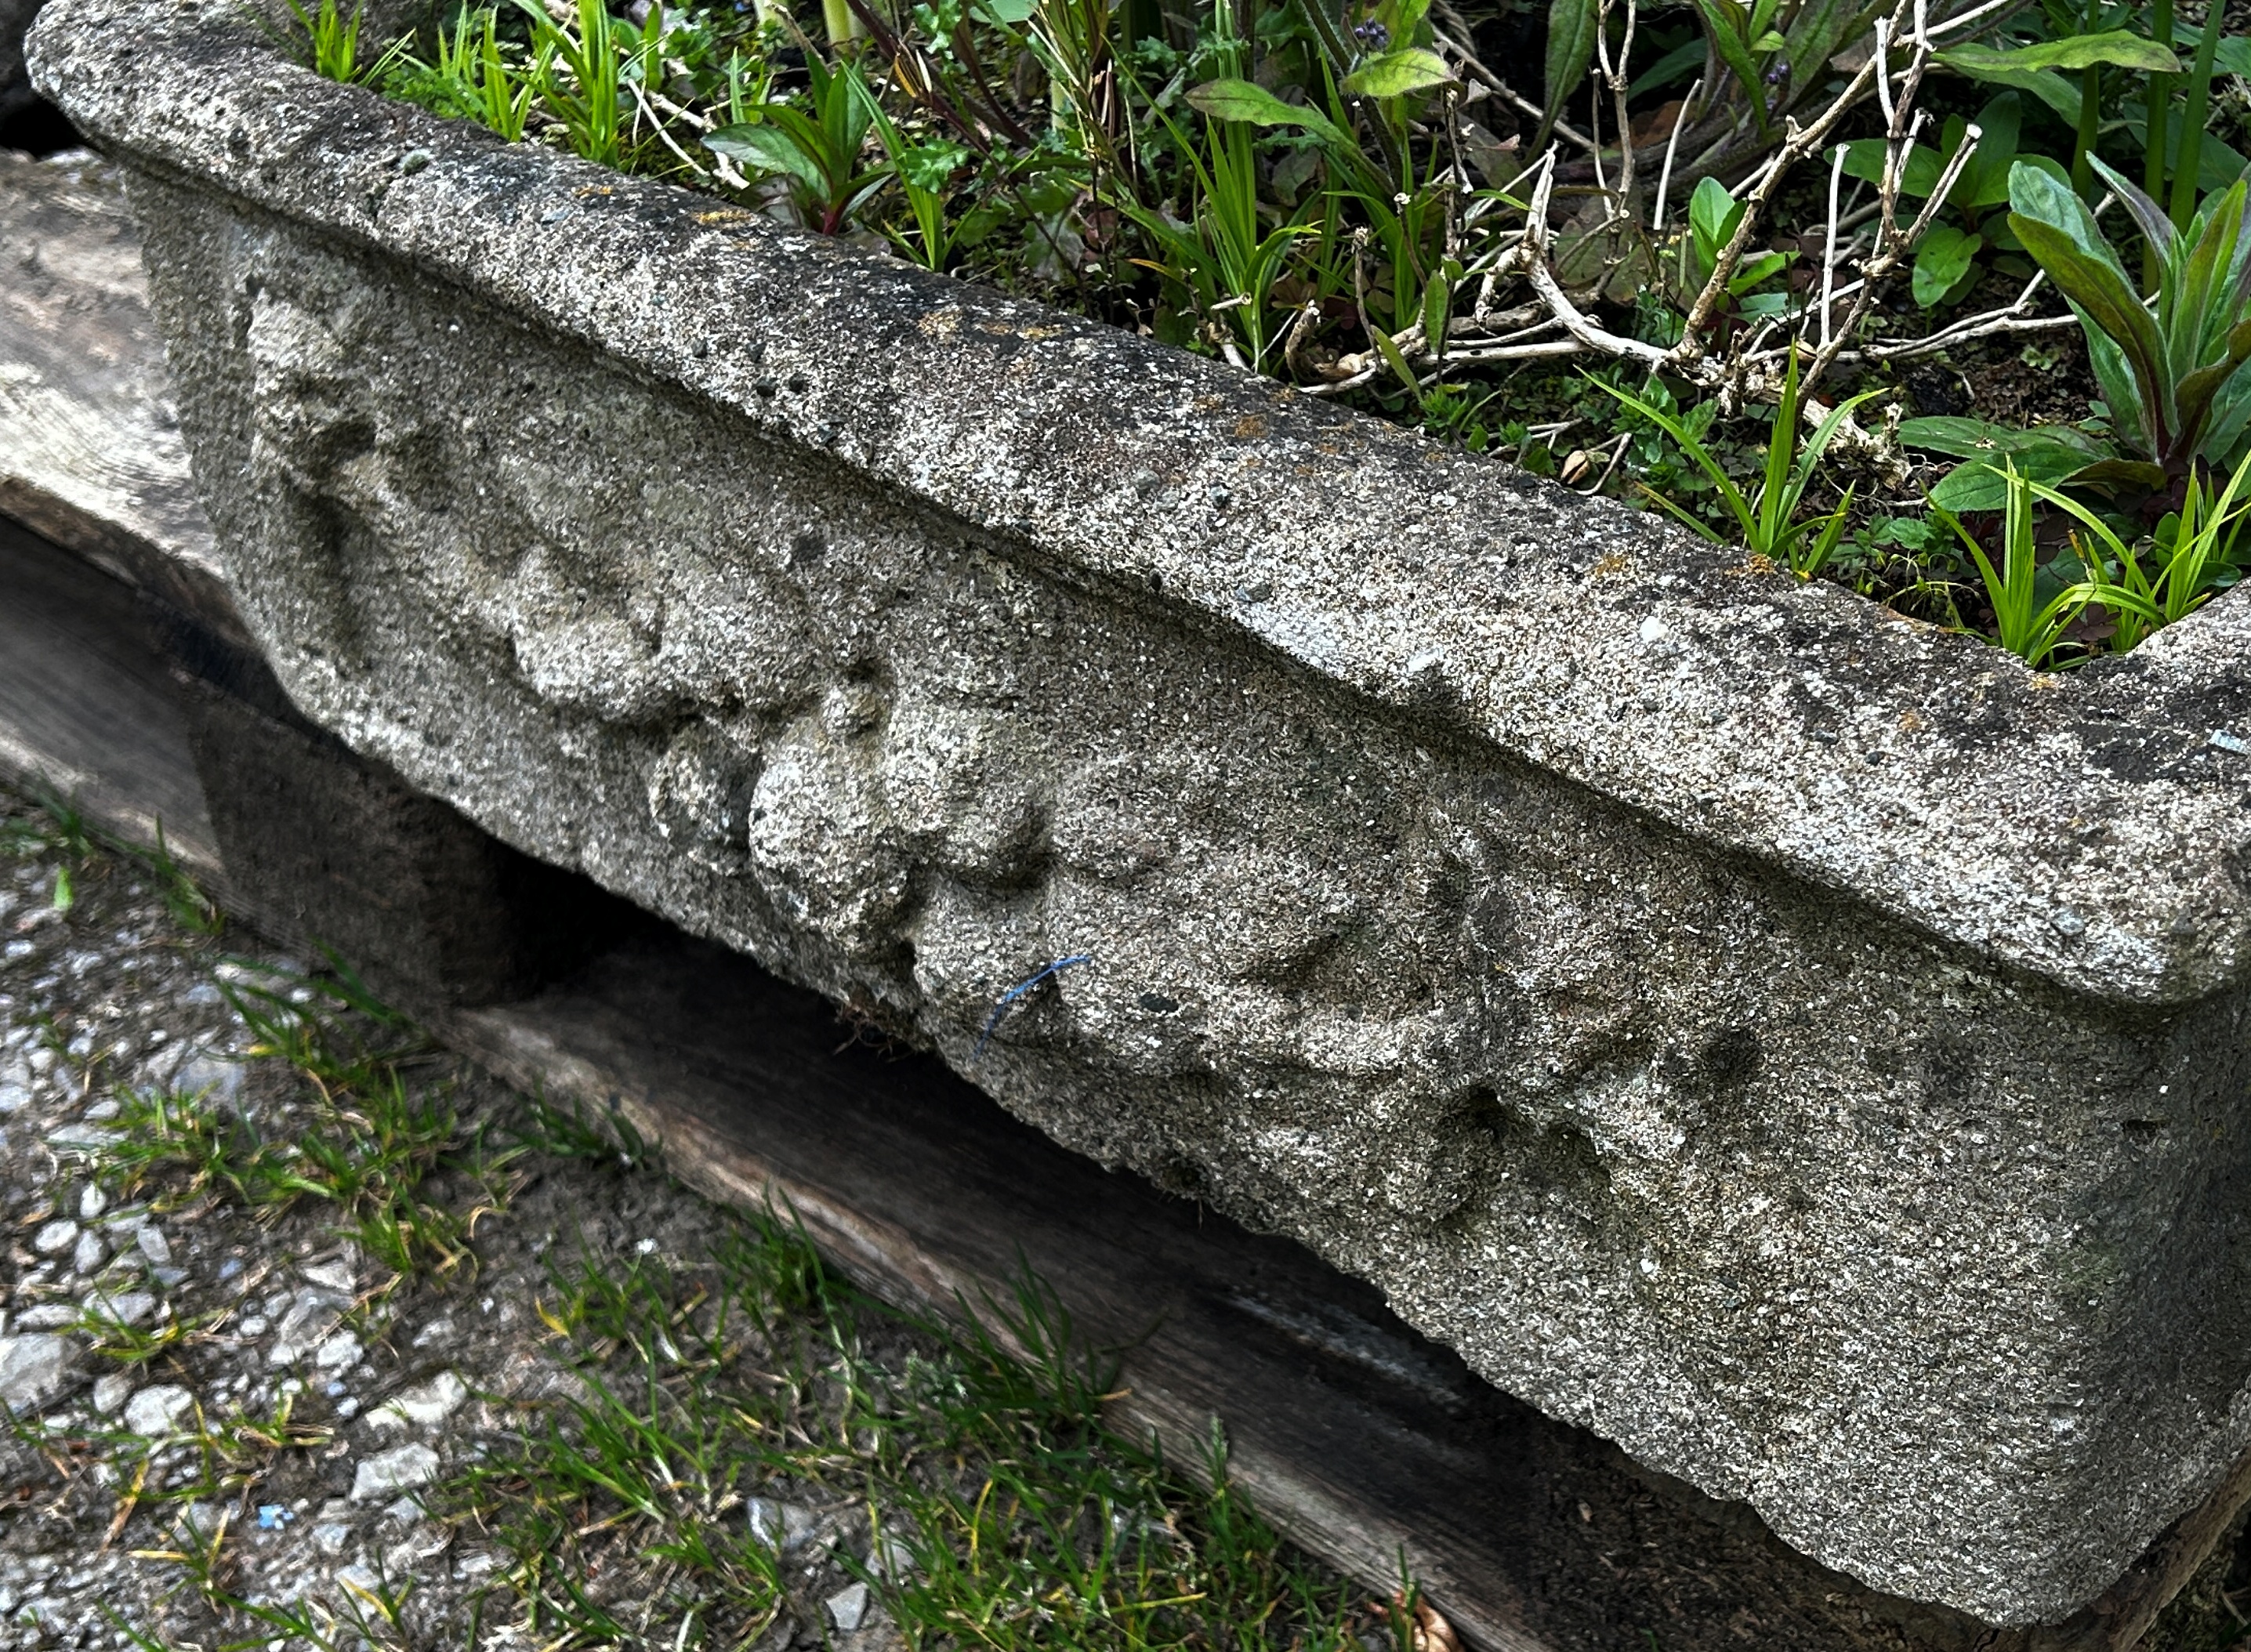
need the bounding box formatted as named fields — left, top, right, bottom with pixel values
left=0, top=788, right=917, bottom=1650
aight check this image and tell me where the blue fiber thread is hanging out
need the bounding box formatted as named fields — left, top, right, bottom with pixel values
left=974, top=954, right=1094, bottom=1060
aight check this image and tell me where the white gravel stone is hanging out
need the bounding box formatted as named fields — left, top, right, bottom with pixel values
left=96, top=1291, right=155, bottom=1328
left=135, top=1224, right=172, bottom=1266
left=175, top=1053, right=241, bottom=1100
left=313, top=1332, right=362, bottom=1374
left=299, top=1259, right=356, bottom=1294
left=369, top=1370, right=467, bottom=1430
left=825, top=1582, right=869, bottom=1633
left=350, top=1444, right=440, bottom=1502
left=31, top=1219, right=77, bottom=1254
left=0, top=1335, right=73, bottom=1411
left=268, top=1288, right=350, bottom=1367
left=123, top=1384, right=194, bottom=1437
left=70, top=1228, right=103, bottom=1275
left=91, top=1373, right=132, bottom=1415
left=78, top=1185, right=106, bottom=1219
left=746, top=1497, right=821, bottom=1554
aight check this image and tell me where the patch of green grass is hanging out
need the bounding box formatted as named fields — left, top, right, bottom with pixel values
left=453, top=1218, right=1397, bottom=1652
left=88, top=958, right=517, bottom=1282
left=3, top=781, right=222, bottom=934
left=73, top=1297, right=232, bottom=1368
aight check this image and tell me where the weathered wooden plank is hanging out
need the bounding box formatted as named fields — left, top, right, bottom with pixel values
left=0, top=513, right=217, bottom=868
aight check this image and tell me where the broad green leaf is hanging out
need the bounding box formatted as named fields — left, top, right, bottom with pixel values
left=705, top=122, right=824, bottom=191
left=1928, top=443, right=2090, bottom=509
left=1371, top=325, right=1422, bottom=404
left=2065, top=457, right=2169, bottom=491
left=2009, top=161, right=2166, bottom=408
left=973, top=0, right=1035, bottom=20
left=1187, top=78, right=1337, bottom=134
left=2178, top=353, right=2251, bottom=441
left=1383, top=0, right=1434, bottom=45
left=1941, top=59, right=2080, bottom=127
left=2085, top=154, right=2175, bottom=263
left=2017, top=221, right=2168, bottom=392
left=2147, top=106, right=2251, bottom=195
left=1840, top=137, right=1943, bottom=197
left=2206, top=380, right=2251, bottom=462
left=1912, top=226, right=1983, bottom=307
left=1689, top=175, right=1742, bottom=265
left=1629, top=36, right=1705, bottom=95
left=1420, top=270, right=1452, bottom=356
left=899, top=139, right=970, bottom=192
left=1954, top=93, right=2021, bottom=208
left=1898, top=416, right=2106, bottom=460
left=1784, top=0, right=1886, bottom=100
left=1693, top=0, right=1771, bottom=123
left=1543, top=0, right=1600, bottom=129
left=1940, top=30, right=2180, bottom=74
left=1729, top=249, right=1791, bottom=295
left=2218, top=38, right=2251, bottom=79
left=1342, top=47, right=1452, bottom=98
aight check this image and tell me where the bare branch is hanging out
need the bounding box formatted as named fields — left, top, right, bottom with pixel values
left=1818, top=140, right=1846, bottom=350
left=1651, top=77, right=1704, bottom=233
left=1432, top=1, right=1597, bottom=153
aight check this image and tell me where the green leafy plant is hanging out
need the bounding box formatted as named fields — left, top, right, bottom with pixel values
left=859, top=88, right=972, bottom=270
left=513, top=0, right=645, bottom=168
left=2006, top=156, right=2251, bottom=487
left=2035, top=443, right=2251, bottom=650
left=1589, top=349, right=1879, bottom=579
left=1679, top=175, right=1792, bottom=321
left=399, top=5, right=535, bottom=142
left=1934, top=461, right=2091, bottom=668
left=705, top=53, right=893, bottom=235
left=278, top=0, right=410, bottom=85
left=1837, top=93, right=2060, bottom=309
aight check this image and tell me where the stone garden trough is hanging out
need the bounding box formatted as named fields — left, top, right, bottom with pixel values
left=32, top=0, right=2251, bottom=1629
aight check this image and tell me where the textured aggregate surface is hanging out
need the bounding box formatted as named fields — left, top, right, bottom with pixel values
left=31, top=0, right=2251, bottom=1622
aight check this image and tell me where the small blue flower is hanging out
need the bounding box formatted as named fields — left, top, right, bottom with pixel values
left=1353, top=19, right=1390, bottom=48
left=258, top=1505, right=295, bottom=1530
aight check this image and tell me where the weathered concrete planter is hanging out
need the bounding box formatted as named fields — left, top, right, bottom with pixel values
left=34, top=0, right=2251, bottom=1627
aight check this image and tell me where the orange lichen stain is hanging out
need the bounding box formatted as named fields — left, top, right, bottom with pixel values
left=918, top=307, right=963, bottom=338
left=1738, top=552, right=1780, bottom=576
left=1233, top=415, right=1269, bottom=440
left=1899, top=709, right=1926, bottom=732
left=1016, top=324, right=1067, bottom=340
left=574, top=184, right=617, bottom=197
left=694, top=208, right=753, bottom=225
left=1589, top=552, right=1630, bottom=578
